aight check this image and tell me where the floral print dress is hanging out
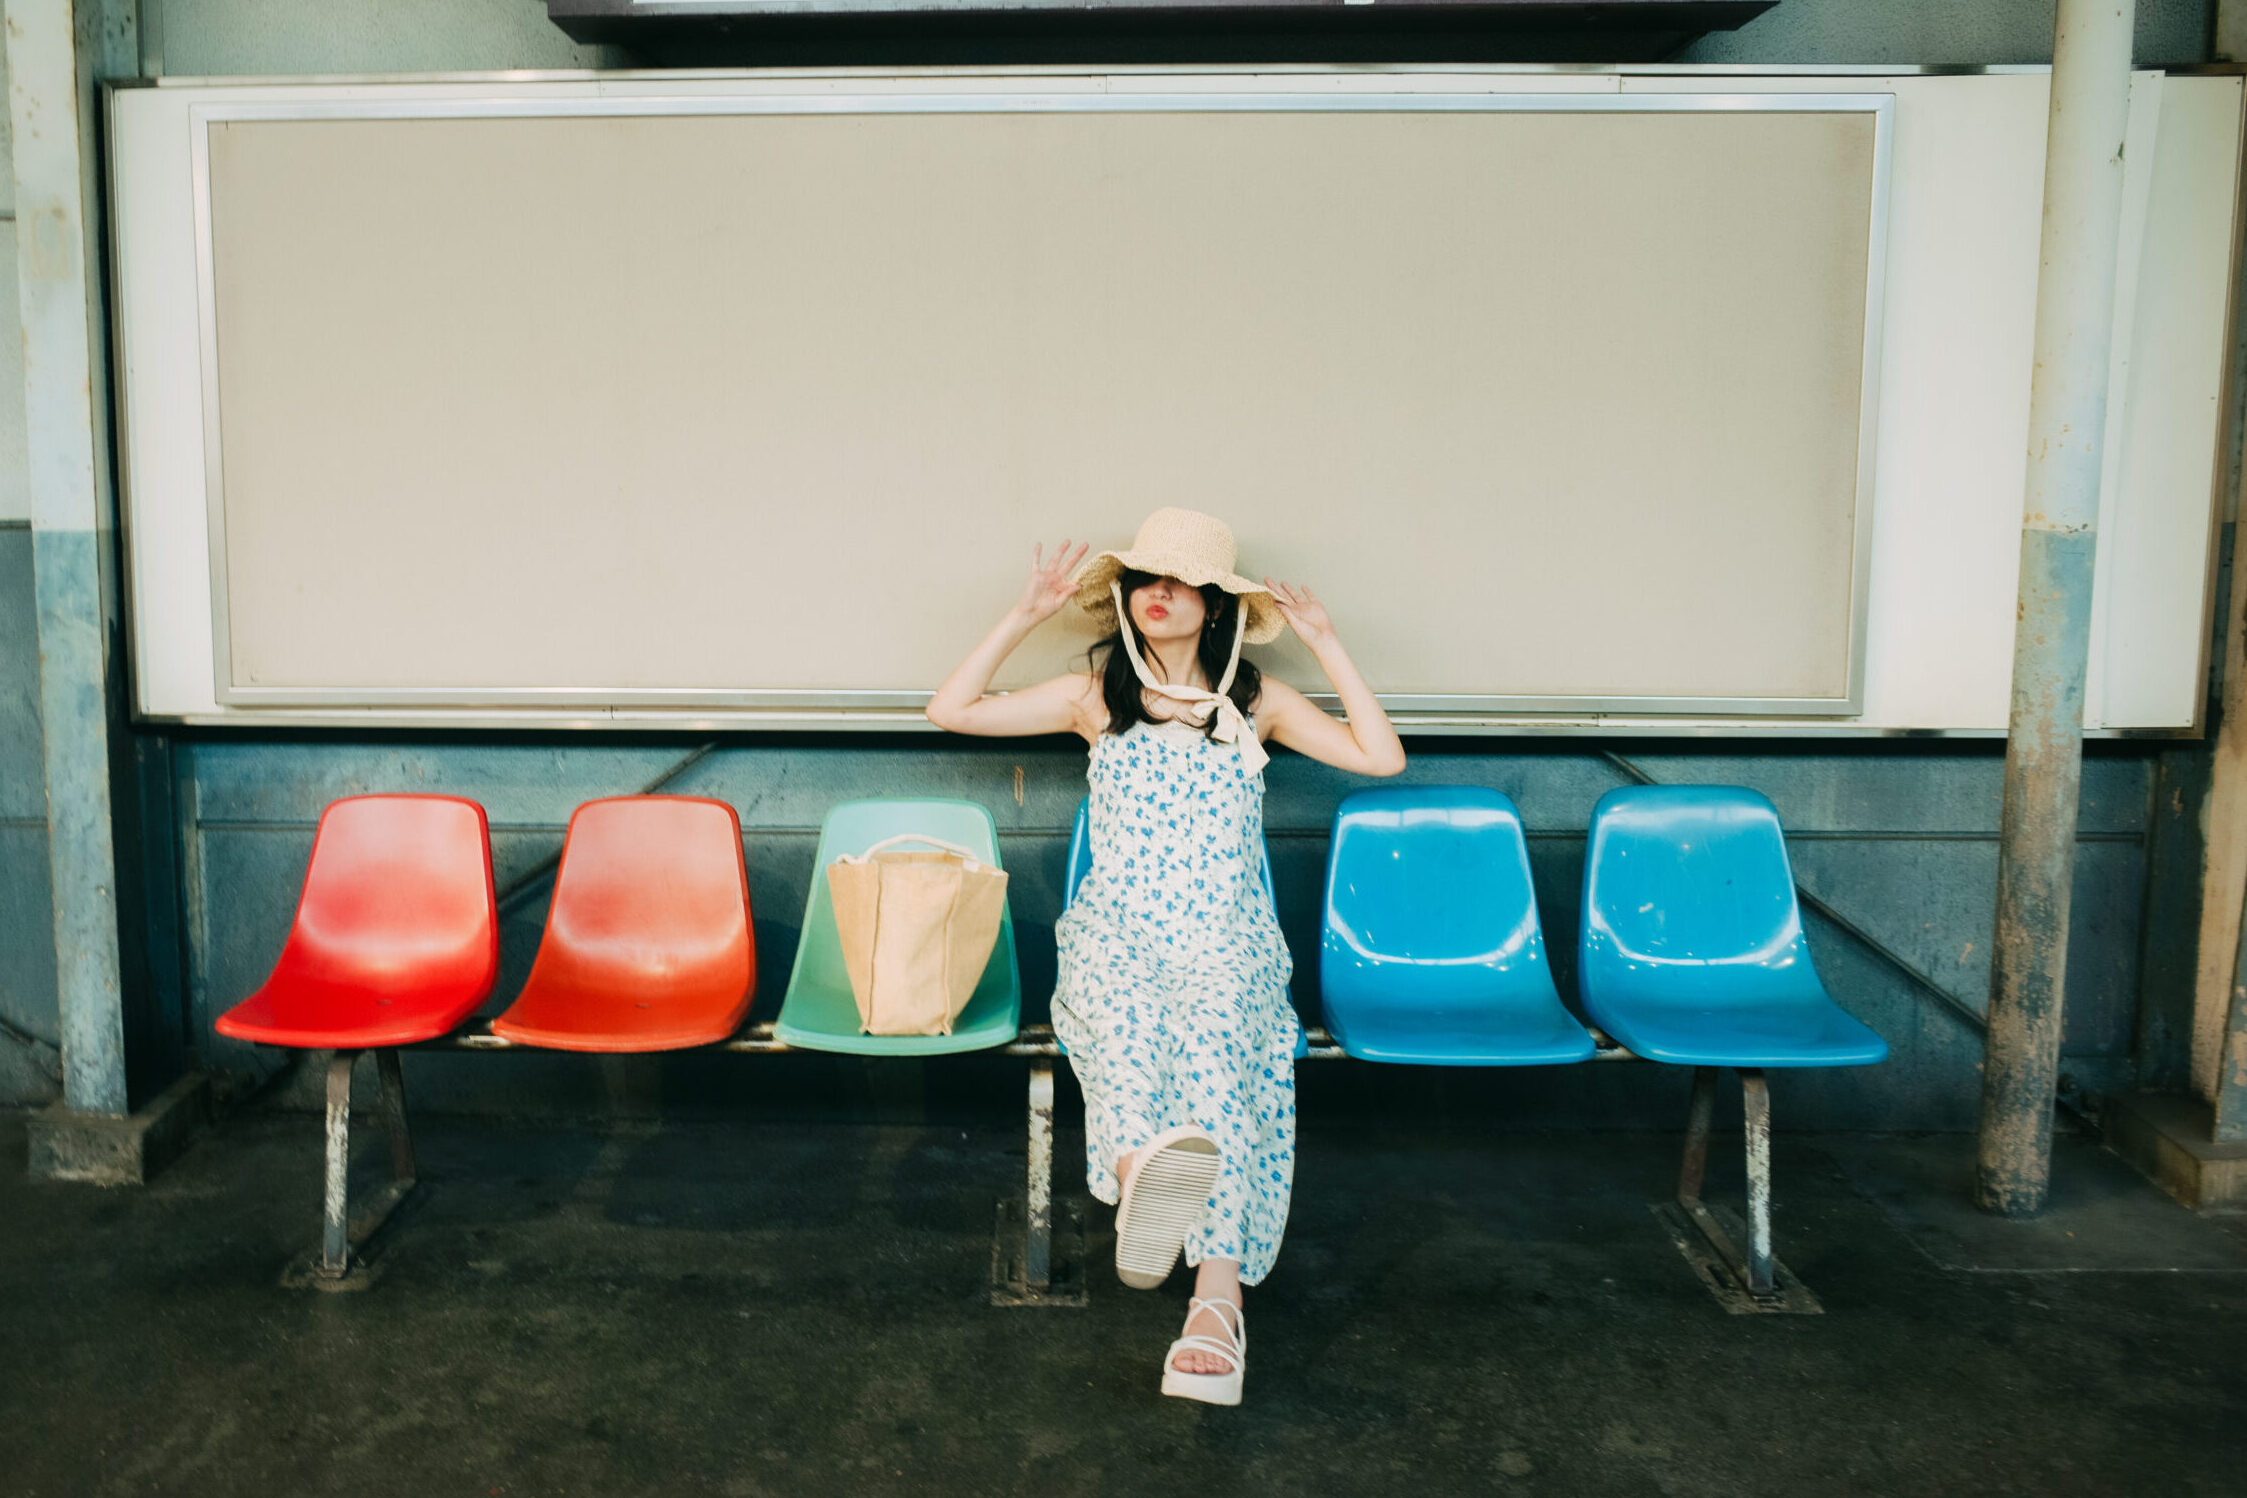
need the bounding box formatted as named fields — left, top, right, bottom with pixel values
left=1052, top=717, right=1302, bottom=1286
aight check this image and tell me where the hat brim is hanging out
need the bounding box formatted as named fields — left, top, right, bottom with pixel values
left=1071, top=550, right=1285, bottom=645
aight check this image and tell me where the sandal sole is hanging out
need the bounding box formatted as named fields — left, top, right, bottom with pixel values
left=1114, top=1133, right=1221, bottom=1290
left=1161, top=1367, right=1244, bottom=1406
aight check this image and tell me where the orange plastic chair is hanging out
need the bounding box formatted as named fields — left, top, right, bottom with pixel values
left=215, top=794, right=499, bottom=1050
left=213, top=793, right=498, bottom=1281
left=491, top=795, right=755, bottom=1051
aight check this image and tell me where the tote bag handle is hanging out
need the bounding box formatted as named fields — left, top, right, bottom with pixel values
left=838, top=833, right=986, bottom=871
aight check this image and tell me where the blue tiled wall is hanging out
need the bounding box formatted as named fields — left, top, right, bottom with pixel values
left=177, top=735, right=2156, bottom=1129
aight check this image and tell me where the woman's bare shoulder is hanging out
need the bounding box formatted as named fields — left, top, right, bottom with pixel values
left=1252, top=676, right=1312, bottom=712
left=1250, top=676, right=1313, bottom=736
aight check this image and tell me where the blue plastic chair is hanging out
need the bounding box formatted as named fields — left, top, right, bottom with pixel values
left=1320, top=786, right=1595, bottom=1066
left=1578, top=785, right=1886, bottom=1069
left=774, top=798, right=1022, bottom=1055
left=1062, top=798, right=1309, bottom=1059
left=1578, top=784, right=1886, bottom=1301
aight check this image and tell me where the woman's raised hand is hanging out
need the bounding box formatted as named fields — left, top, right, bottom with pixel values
left=1264, top=578, right=1336, bottom=650
left=1018, top=540, right=1090, bottom=625
left=930, top=538, right=1102, bottom=741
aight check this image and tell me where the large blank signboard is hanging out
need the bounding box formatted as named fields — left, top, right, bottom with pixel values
left=112, top=72, right=2246, bottom=732
left=194, top=95, right=1882, bottom=714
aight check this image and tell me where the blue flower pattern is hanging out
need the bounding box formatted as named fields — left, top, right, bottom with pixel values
left=1052, top=718, right=1301, bottom=1286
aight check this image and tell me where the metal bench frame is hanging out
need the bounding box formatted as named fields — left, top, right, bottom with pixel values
left=275, top=1019, right=1793, bottom=1308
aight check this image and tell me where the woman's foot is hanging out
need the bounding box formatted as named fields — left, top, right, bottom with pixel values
left=1161, top=1295, right=1245, bottom=1406
left=1111, top=1126, right=1221, bottom=1290
left=1170, top=1294, right=1243, bottom=1376
left=1173, top=1257, right=1244, bottom=1376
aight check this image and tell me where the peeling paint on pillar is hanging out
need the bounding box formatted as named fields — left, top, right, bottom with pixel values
left=9, top=0, right=137, bottom=1119
left=1975, top=0, right=2136, bottom=1217
left=1980, top=526, right=2099, bottom=1211
left=2216, top=903, right=2247, bottom=1139
left=33, top=527, right=124, bottom=1114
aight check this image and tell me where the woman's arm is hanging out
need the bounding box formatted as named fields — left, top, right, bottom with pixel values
left=925, top=541, right=1101, bottom=742
left=1255, top=580, right=1407, bottom=778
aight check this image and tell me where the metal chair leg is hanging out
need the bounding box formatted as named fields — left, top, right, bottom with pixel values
left=1741, top=1068, right=1774, bottom=1296
left=991, top=1054, right=1082, bottom=1306
left=1673, top=1065, right=1782, bottom=1303
left=1679, top=1065, right=1718, bottom=1207
left=374, top=1048, right=417, bottom=1187
left=298, top=1048, right=420, bottom=1288
left=1025, top=1058, right=1054, bottom=1292
left=320, top=1050, right=358, bottom=1278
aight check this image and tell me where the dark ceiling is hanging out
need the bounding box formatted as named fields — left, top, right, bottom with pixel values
left=544, top=0, right=1780, bottom=67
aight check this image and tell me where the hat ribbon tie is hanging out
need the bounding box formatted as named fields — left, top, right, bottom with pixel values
left=1110, top=582, right=1269, bottom=775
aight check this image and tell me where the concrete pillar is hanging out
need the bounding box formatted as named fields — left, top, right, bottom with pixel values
left=9, top=0, right=135, bottom=1118
left=2207, top=0, right=2247, bottom=1147
left=1975, top=0, right=2137, bottom=1217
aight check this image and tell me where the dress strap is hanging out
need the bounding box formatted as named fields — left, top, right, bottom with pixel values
left=1110, top=581, right=1270, bottom=775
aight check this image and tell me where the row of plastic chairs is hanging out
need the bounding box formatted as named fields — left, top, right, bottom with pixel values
left=1073, top=783, right=1888, bottom=1074
left=217, top=785, right=1888, bottom=1071
left=215, top=784, right=1885, bottom=1292
left=1315, top=784, right=1886, bottom=1303
left=216, top=795, right=759, bottom=1054
left=212, top=793, right=1025, bottom=1060
left=1323, top=784, right=1887, bottom=1071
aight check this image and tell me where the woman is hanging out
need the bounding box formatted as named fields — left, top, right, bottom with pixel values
left=926, top=507, right=1405, bottom=1405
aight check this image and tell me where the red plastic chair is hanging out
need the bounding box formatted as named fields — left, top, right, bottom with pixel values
left=214, top=794, right=498, bottom=1282
left=216, top=795, right=499, bottom=1050
left=491, top=795, right=754, bottom=1052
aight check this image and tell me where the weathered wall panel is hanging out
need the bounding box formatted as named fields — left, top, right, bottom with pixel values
left=177, top=737, right=2152, bottom=1130
left=0, top=523, right=59, bottom=1101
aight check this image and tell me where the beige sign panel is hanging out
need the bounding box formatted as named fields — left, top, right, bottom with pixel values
left=198, top=99, right=1883, bottom=712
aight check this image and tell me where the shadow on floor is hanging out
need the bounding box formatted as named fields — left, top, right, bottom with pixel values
left=3, top=1110, right=2244, bottom=1498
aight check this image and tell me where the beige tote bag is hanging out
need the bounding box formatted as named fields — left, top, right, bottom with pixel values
left=827, top=834, right=1009, bottom=1036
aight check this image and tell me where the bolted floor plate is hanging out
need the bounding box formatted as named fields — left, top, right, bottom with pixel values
left=1651, top=1202, right=1823, bottom=1315
left=280, top=1253, right=387, bottom=1292
left=278, top=1179, right=420, bottom=1292
left=990, top=1197, right=1087, bottom=1308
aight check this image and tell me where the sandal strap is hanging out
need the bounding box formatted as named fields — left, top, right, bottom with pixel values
left=1181, top=1297, right=1246, bottom=1355
left=1187, top=1296, right=1243, bottom=1328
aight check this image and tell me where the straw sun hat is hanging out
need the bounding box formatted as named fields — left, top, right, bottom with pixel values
left=1069, top=508, right=1285, bottom=645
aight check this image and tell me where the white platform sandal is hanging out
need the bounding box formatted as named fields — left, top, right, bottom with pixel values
left=1161, top=1296, right=1246, bottom=1406
left=1112, top=1125, right=1221, bottom=1290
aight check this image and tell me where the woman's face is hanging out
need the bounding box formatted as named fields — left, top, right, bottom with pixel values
left=1128, top=575, right=1207, bottom=644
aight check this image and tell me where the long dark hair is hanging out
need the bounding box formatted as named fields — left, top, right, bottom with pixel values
left=1092, top=569, right=1263, bottom=739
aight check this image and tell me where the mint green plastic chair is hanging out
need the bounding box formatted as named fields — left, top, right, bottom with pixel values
left=773, top=798, right=1022, bottom=1054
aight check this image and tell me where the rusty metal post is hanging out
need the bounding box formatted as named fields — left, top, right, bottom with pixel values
left=1976, top=0, right=2138, bottom=1217
left=321, top=1052, right=357, bottom=1277
left=1741, top=1070, right=1774, bottom=1296
left=1678, top=1066, right=1717, bottom=1206
left=1024, top=1058, right=1055, bottom=1291
left=374, top=1049, right=417, bottom=1183
left=1671, top=1067, right=1787, bottom=1304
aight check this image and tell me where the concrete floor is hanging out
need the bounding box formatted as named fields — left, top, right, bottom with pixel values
left=4, top=1108, right=2245, bottom=1498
